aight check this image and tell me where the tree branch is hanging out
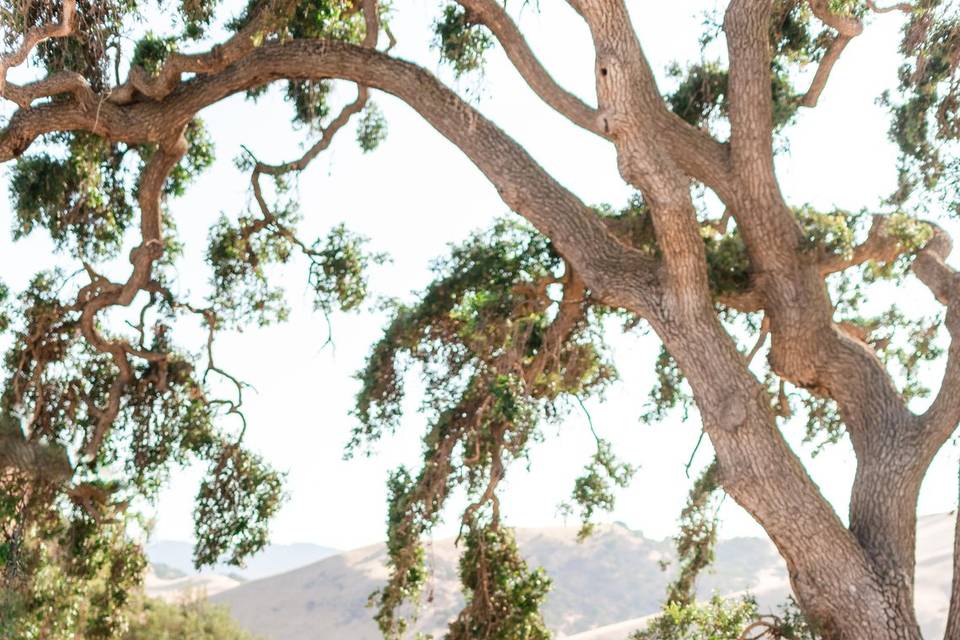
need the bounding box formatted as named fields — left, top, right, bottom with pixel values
left=251, top=84, right=368, bottom=179
left=563, top=0, right=735, bottom=199
left=800, top=1, right=865, bottom=108
left=866, top=0, right=914, bottom=15
left=360, top=0, right=381, bottom=48
left=3, top=70, right=92, bottom=108
left=724, top=0, right=778, bottom=184
left=78, top=136, right=186, bottom=460
left=0, top=0, right=77, bottom=99
left=455, top=0, right=601, bottom=134
left=566, top=0, right=719, bottom=307
left=913, top=225, right=960, bottom=449
left=819, top=215, right=908, bottom=275
left=0, top=41, right=661, bottom=313
left=107, top=3, right=280, bottom=105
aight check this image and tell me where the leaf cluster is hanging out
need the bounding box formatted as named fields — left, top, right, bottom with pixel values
left=355, top=220, right=622, bottom=637
left=883, top=0, right=960, bottom=212
left=446, top=523, right=552, bottom=640
left=433, top=4, right=494, bottom=77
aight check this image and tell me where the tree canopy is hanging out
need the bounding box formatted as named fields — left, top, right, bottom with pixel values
left=1, top=0, right=960, bottom=639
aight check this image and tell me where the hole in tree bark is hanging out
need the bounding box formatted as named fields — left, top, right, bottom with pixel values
left=600, top=67, right=608, bottom=76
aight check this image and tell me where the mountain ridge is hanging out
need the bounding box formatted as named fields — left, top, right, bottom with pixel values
left=143, top=514, right=952, bottom=639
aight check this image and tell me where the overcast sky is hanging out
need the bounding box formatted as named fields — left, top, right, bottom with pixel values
left=1, top=0, right=957, bottom=551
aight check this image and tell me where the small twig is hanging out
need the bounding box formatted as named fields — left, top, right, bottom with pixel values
left=745, top=314, right=769, bottom=365
left=712, top=208, right=733, bottom=235
left=576, top=395, right=602, bottom=446
left=685, top=431, right=706, bottom=479
left=865, top=0, right=914, bottom=13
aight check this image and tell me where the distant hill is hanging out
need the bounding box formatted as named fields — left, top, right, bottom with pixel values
left=211, top=513, right=953, bottom=639
left=210, top=522, right=785, bottom=638
left=145, top=567, right=246, bottom=603
left=145, top=540, right=337, bottom=581
left=150, top=562, right=188, bottom=580
left=564, top=512, right=953, bottom=640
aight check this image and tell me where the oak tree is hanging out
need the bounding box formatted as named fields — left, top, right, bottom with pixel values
left=1, top=0, right=959, bottom=639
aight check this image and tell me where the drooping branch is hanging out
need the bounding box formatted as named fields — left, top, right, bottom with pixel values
left=161, top=295, right=251, bottom=435
left=250, top=84, right=368, bottom=181
left=76, top=136, right=186, bottom=459
left=0, top=0, right=77, bottom=98
left=365, top=242, right=601, bottom=638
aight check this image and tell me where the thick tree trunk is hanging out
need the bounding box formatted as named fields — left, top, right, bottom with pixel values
left=661, top=329, right=925, bottom=640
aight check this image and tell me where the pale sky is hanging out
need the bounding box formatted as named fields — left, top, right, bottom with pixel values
left=0, top=1, right=956, bottom=552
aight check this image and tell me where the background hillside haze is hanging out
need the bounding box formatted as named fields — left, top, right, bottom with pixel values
left=182, top=514, right=950, bottom=638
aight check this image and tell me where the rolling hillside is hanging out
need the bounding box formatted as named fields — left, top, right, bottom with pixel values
left=146, top=514, right=954, bottom=640
left=144, top=540, right=338, bottom=603
left=191, top=513, right=952, bottom=638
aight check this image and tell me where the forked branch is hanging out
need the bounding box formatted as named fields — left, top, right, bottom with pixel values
left=107, top=9, right=272, bottom=105
left=78, top=137, right=186, bottom=459
left=455, top=0, right=601, bottom=134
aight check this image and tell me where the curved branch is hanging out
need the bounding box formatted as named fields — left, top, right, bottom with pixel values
left=3, top=70, right=92, bottom=108
left=107, top=4, right=279, bottom=105
left=913, top=225, right=960, bottom=448
left=801, top=0, right=910, bottom=108
left=455, top=0, right=601, bottom=135
left=866, top=0, right=914, bottom=13
left=800, top=1, right=864, bottom=108
left=78, top=137, right=186, bottom=459
left=0, top=0, right=77, bottom=99
left=819, top=215, right=908, bottom=275
left=251, top=84, right=368, bottom=178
